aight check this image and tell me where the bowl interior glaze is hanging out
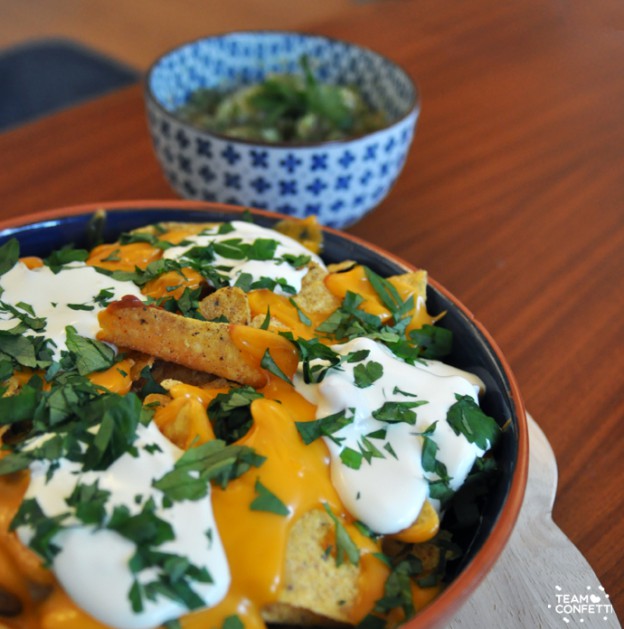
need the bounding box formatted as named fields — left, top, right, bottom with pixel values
left=0, top=201, right=527, bottom=629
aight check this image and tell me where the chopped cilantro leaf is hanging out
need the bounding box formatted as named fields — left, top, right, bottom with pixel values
left=364, top=266, right=414, bottom=323
left=352, top=360, right=383, bottom=388
left=250, top=478, right=290, bottom=516
left=372, top=400, right=428, bottom=425
left=280, top=253, right=311, bottom=268
left=0, top=238, right=20, bottom=276
left=208, top=386, right=264, bottom=443
left=221, top=615, right=244, bottom=629
left=446, top=394, right=500, bottom=449
left=260, top=349, right=292, bottom=384
left=259, top=306, right=271, bottom=330
left=44, top=245, right=89, bottom=273
left=154, top=440, right=265, bottom=500
left=340, top=447, right=363, bottom=469
left=66, top=481, right=111, bottom=526
left=67, top=303, right=94, bottom=311
left=295, top=408, right=354, bottom=445
left=81, top=393, right=143, bottom=471
left=10, top=498, right=68, bottom=565
left=0, top=331, right=52, bottom=370
left=280, top=332, right=341, bottom=384
left=0, top=300, right=46, bottom=331
left=323, top=503, right=359, bottom=567
left=64, top=326, right=116, bottom=375
left=93, top=288, right=116, bottom=308
left=409, top=324, right=453, bottom=359
left=118, top=231, right=176, bottom=250
left=288, top=298, right=312, bottom=326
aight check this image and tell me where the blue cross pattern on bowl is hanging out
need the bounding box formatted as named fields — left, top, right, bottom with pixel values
left=145, top=31, right=420, bottom=229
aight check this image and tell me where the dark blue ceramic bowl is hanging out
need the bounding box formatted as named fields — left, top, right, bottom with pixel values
left=0, top=200, right=527, bottom=629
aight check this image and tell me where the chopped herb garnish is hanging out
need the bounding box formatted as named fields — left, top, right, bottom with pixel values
left=44, top=245, right=89, bottom=273
left=118, top=231, right=176, bottom=250
left=409, top=324, right=453, bottom=359
left=372, top=400, right=428, bottom=425
left=66, top=480, right=111, bottom=526
left=0, top=238, right=20, bottom=276
left=250, top=478, right=290, bottom=516
left=352, top=360, right=383, bottom=388
left=283, top=334, right=341, bottom=383
left=446, top=394, right=500, bottom=449
left=288, top=297, right=312, bottom=326
left=295, top=408, right=354, bottom=445
left=364, top=266, right=414, bottom=324
left=280, top=253, right=311, bottom=268
left=93, top=288, right=116, bottom=308
left=323, top=503, right=359, bottom=567
left=10, top=498, right=68, bottom=566
left=154, top=439, right=265, bottom=502
left=208, top=386, right=264, bottom=443
left=259, top=306, right=271, bottom=330
left=260, top=349, right=292, bottom=384
left=64, top=326, right=116, bottom=376
left=221, top=615, right=244, bottom=629
left=67, top=303, right=95, bottom=311
left=0, top=300, right=47, bottom=331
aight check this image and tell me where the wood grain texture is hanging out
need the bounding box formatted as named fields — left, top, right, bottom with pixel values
left=0, top=0, right=352, bottom=69
left=449, top=416, right=620, bottom=628
left=0, top=0, right=622, bottom=621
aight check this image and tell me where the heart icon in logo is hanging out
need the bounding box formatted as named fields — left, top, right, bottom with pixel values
left=590, top=594, right=601, bottom=603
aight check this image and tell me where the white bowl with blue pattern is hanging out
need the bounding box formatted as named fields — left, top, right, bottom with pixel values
left=145, top=31, right=419, bottom=229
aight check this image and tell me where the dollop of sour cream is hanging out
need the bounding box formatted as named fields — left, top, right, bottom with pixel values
left=18, top=421, right=230, bottom=629
left=295, top=337, right=488, bottom=534
left=0, top=262, right=143, bottom=357
left=162, top=221, right=324, bottom=295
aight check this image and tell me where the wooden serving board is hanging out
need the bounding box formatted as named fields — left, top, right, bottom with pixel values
left=448, top=416, right=621, bottom=628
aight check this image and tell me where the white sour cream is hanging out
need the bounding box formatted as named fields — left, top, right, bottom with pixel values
left=0, top=262, right=143, bottom=357
left=162, top=221, right=324, bottom=295
left=295, top=337, right=488, bottom=535
left=18, top=421, right=230, bottom=629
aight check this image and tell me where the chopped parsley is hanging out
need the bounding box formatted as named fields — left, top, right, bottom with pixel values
left=0, top=238, right=20, bottom=276
left=288, top=297, right=312, bottom=326
left=64, top=325, right=116, bottom=376
left=323, top=503, right=360, bottom=567
left=295, top=408, right=354, bottom=445
left=44, top=245, right=89, bottom=273
left=260, top=349, right=292, bottom=384
left=0, top=300, right=47, bottom=332
left=250, top=478, right=290, bottom=516
left=153, top=439, right=265, bottom=501
left=352, top=360, right=383, bottom=388
left=371, top=400, right=428, bottom=425
left=207, top=386, right=264, bottom=444
left=446, top=394, right=500, bottom=450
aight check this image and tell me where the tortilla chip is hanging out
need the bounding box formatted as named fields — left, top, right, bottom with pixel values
left=199, top=287, right=251, bottom=325
left=297, top=263, right=340, bottom=315
left=263, top=509, right=359, bottom=625
left=97, top=297, right=265, bottom=387
left=390, top=270, right=428, bottom=301
left=273, top=217, right=323, bottom=254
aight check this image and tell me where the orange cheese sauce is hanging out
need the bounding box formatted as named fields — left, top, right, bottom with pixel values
left=1, top=223, right=442, bottom=629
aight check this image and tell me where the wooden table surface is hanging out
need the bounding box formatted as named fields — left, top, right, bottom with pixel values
left=0, top=0, right=622, bottom=621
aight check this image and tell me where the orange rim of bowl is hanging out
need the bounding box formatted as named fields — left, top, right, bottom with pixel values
left=0, top=199, right=529, bottom=629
